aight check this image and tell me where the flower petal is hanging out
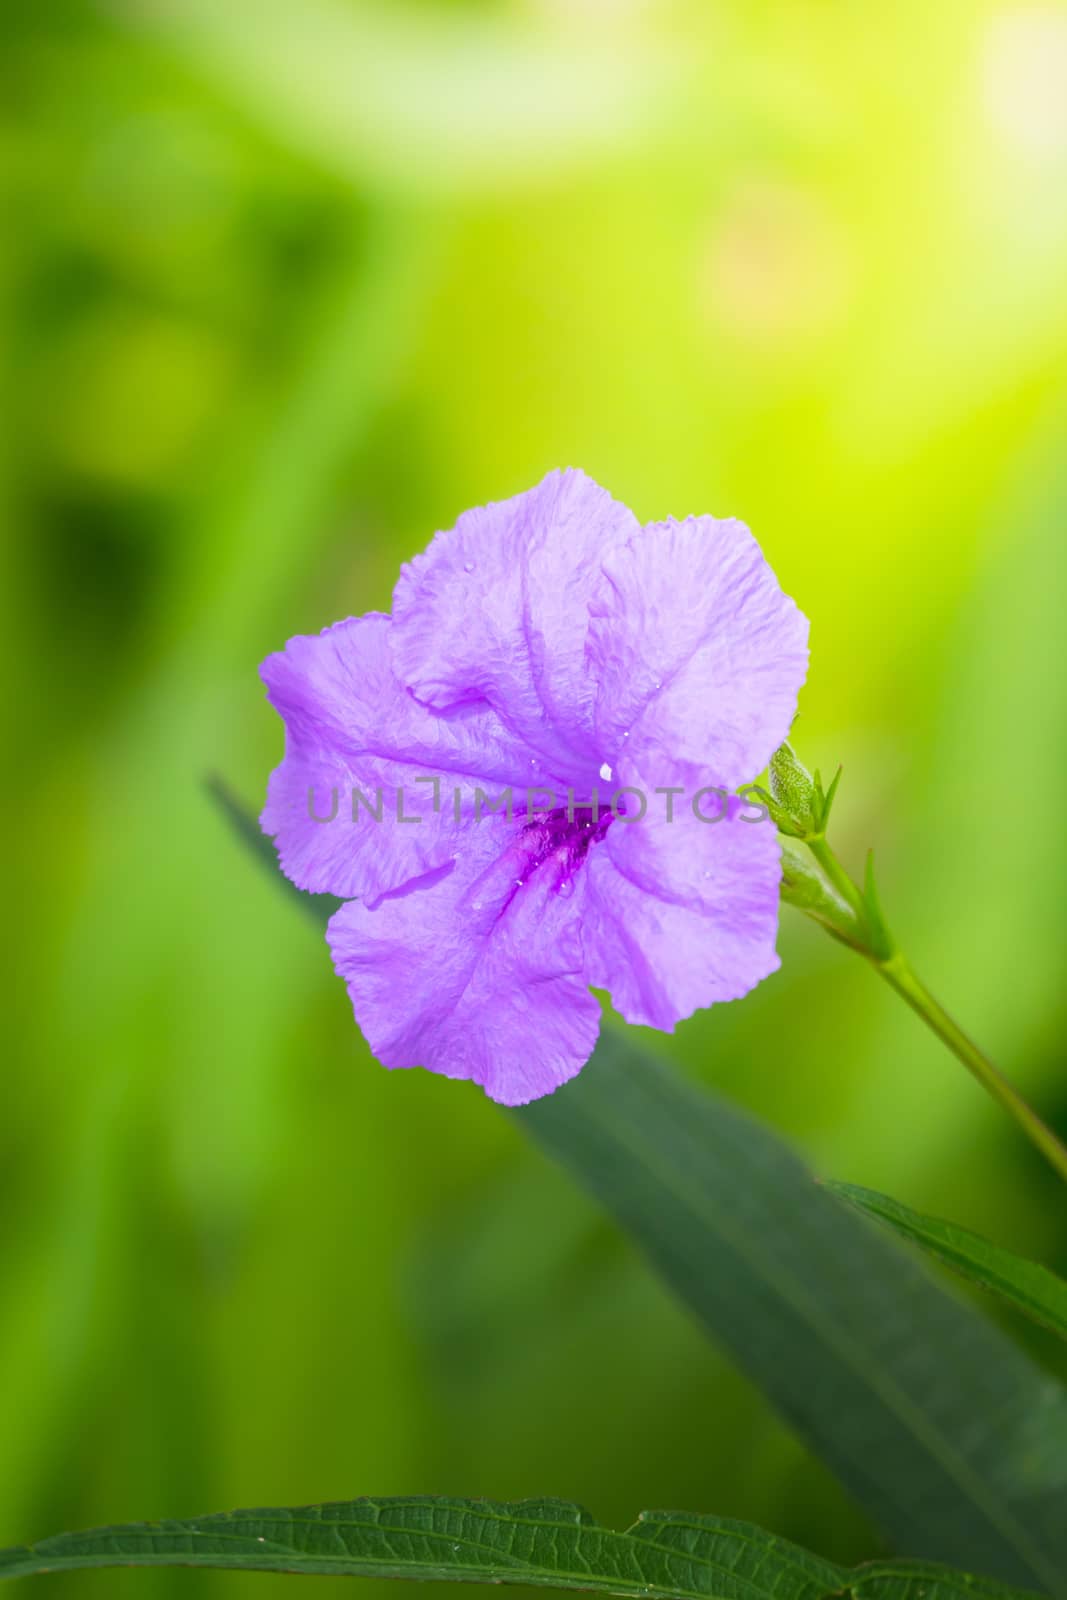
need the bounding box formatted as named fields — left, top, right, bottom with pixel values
left=326, top=822, right=601, bottom=1105
left=589, top=515, right=809, bottom=790
left=581, top=797, right=783, bottom=1030
left=260, top=613, right=535, bottom=900
left=390, top=469, right=639, bottom=781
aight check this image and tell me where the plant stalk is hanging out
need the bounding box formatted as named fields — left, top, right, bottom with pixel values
left=874, top=949, right=1067, bottom=1187
left=784, top=823, right=1067, bottom=1187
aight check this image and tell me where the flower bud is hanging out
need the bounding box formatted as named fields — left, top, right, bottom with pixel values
left=769, top=740, right=817, bottom=830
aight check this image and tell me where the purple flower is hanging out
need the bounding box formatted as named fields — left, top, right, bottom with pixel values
left=260, top=470, right=808, bottom=1105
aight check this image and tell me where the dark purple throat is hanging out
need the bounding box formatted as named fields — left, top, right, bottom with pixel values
left=519, top=803, right=613, bottom=891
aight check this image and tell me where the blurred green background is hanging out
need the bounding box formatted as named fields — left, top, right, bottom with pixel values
left=4, top=0, right=1067, bottom=1595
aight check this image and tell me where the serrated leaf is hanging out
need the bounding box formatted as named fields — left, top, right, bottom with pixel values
left=826, top=1182, right=1067, bottom=1342
left=0, top=1496, right=1042, bottom=1599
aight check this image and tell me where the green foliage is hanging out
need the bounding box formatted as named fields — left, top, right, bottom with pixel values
left=0, top=1497, right=1042, bottom=1599
left=202, top=776, right=1067, bottom=1592
left=203, top=783, right=1067, bottom=1595
left=7, top=6, right=1067, bottom=1599
left=520, top=1043, right=1067, bottom=1595
left=828, top=1184, right=1067, bottom=1342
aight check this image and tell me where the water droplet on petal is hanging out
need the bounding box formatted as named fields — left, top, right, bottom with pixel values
left=472, top=900, right=482, bottom=911
left=599, top=761, right=613, bottom=782
left=463, top=560, right=475, bottom=574
left=622, top=729, right=630, bottom=739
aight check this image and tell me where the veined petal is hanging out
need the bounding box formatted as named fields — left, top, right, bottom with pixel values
left=390, top=469, right=639, bottom=780
left=326, top=823, right=601, bottom=1105
left=582, top=799, right=783, bottom=1030
left=260, top=613, right=535, bottom=901
left=261, top=476, right=802, bottom=1104
left=589, top=515, right=809, bottom=790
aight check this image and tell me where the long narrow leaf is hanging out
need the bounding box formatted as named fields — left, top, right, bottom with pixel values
left=213, top=787, right=1067, bottom=1595
left=518, top=1046, right=1067, bottom=1595
left=0, top=1496, right=1041, bottom=1600
left=826, top=1182, right=1067, bottom=1342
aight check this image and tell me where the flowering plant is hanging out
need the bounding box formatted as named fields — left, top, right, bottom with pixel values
left=5, top=477, right=1067, bottom=1600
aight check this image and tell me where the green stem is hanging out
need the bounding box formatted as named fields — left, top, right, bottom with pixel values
left=790, top=831, right=1067, bottom=1187
left=875, top=950, right=1067, bottom=1188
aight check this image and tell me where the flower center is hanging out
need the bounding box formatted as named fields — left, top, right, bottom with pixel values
left=519, top=804, right=613, bottom=894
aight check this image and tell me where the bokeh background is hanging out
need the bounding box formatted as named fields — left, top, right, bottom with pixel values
left=5, top=0, right=1067, bottom=1595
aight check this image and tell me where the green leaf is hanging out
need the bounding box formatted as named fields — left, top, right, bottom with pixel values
left=850, top=1564, right=1044, bottom=1600
left=518, top=1045, right=1067, bottom=1597
left=826, top=1182, right=1067, bottom=1342
left=0, top=1496, right=1042, bottom=1599
left=212, top=789, right=1067, bottom=1596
